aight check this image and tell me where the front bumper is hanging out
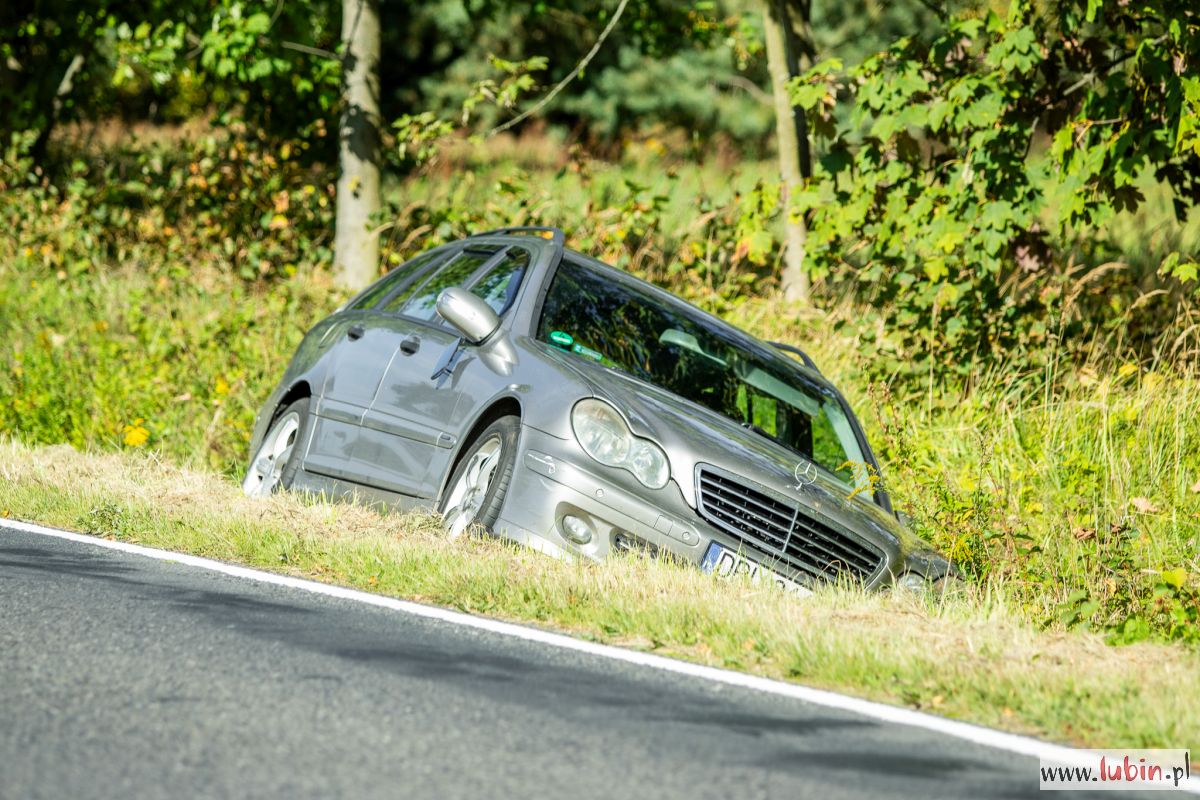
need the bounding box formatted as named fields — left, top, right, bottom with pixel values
left=495, top=426, right=919, bottom=590
left=495, top=425, right=706, bottom=563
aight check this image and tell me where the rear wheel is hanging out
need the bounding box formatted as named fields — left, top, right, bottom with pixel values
left=242, top=398, right=310, bottom=497
left=439, top=415, right=519, bottom=538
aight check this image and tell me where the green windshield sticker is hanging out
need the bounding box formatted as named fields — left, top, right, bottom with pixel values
left=572, top=343, right=604, bottom=362
left=549, top=330, right=574, bottom=347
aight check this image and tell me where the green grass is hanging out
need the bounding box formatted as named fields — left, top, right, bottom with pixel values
left=2, top=439, right=1197, bottom=750
left=0, top=256, right=337, bottom=475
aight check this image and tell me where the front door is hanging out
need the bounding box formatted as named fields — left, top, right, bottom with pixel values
left=342, top=244, right=507, bottom=496
left=353, top=244, right=532, bottom=499
left=302, top=245, right=458, bottom=480
left=347, top=318, right=462, bottom=496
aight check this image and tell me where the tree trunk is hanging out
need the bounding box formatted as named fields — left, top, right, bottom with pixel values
left=762, top=0, right=812, bottom=304
left=334, top=0, right=382, bottom=289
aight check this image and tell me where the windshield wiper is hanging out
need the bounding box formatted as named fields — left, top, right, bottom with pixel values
left=740, top=421, right=786, bottom=448
left=738, top=420, right=821, bottom=471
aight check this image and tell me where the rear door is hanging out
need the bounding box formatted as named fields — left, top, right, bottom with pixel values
left=340, top=245, right=508, bottom=494
left=302, top=246, right=458, bottom=479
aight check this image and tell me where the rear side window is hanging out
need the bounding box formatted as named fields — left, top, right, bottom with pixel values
left=468, top=247, right=530, bottom=315
left=348, top=247, right=454, bottom=311
left=389, top=246, right=500, bottom=321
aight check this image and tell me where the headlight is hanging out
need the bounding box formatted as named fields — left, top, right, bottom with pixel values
left=571, top=399, right=670, bottom=489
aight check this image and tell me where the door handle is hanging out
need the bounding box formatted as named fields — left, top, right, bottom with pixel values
left=347, top=324, right=365, bottom=341
left=400, top=335, right=421, bottom=355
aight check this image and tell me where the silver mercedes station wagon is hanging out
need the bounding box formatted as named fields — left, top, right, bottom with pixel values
left=244, top=227, right=950, bottom=593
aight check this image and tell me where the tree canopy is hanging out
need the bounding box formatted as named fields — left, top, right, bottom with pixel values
left=2, top=0, right=1195, bottom=368
left=782, top=0, right=1199, bottom=370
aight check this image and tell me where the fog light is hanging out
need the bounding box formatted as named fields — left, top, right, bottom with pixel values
left=560, top=515, right=593, bottom=545
left=895, top=572, right=928, bottom=594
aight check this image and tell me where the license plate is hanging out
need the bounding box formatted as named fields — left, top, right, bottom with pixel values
left=701, top=542, right=813, bottom=597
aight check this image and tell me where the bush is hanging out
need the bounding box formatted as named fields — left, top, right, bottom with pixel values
left=786, top=3, right=1200, bottom=377
left=2, top=127, right=337, bottom=283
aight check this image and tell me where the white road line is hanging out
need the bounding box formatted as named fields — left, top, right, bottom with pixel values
left=4, top=517, right=1196, bottom=792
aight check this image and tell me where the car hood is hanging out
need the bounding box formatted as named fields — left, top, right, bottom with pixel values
left=544, top=348, right=939, bottom=569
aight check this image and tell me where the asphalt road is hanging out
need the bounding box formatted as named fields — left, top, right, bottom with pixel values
left=0, top=525, right=1143, bottom=799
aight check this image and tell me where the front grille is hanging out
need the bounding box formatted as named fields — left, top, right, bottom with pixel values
left=695, top=466, right=883, bottom=584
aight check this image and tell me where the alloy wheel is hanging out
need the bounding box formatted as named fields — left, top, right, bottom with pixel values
left=241, top=411, right=301, bottom=497
left=442, top=435, right=503, bottom=538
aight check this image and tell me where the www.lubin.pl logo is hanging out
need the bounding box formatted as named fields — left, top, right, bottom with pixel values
left=1039, top=749, right=1193, bottom=791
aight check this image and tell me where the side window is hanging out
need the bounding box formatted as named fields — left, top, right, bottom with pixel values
left=386, top=246, right=499, bottom=321
left=468, top=247, right=530, bottom=315
left=348, top=247, right=454, bottom=311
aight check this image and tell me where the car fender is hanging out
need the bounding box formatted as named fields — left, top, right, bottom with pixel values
left=478, top=335, right=598, bottom=441
left=431, top=335, right=596, bottom=501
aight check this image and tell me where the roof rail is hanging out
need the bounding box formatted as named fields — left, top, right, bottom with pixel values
left=769, top=341, right=820, bottom=373
left=470, top=226, right=564, bottom=245
left=470, top=225, right=566, bottom=274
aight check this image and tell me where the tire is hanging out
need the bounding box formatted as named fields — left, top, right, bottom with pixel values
left=931, top=574, right=968, bottom=600
left=242, top=397, right=312, bottom=497
left=438, top=415, right=520, bottom=538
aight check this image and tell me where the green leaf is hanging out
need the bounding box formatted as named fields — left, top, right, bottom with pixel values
left=926, top=99, right=952, bottom=133
left=1162, top=568, right=1187, bottom=589
left=924, top=258, right=948, bottom=282
left=790, top=83, right=827, bottom=111
left=1176, top=77, right=1200, bottom=156
left=246, top=13, right=271, bottom=35
left=744, top=229, right=774, bottom=266
left=953, top=18, right=984, bottom=39
left=870, top=113, right=902, bottom=141
left=1162, top=252, right=1199, bottom=283
left=893, top=67, right=929, bottom=99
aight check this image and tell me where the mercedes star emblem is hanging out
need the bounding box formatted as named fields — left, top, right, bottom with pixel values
left=793, top=461, right=817, bottom=490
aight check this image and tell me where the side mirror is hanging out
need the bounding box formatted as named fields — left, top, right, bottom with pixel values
left=436, top=287, right=501, bottom=344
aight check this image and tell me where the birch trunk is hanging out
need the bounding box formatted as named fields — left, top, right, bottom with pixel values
left=762, top=0, right=812, bottom=304
left=333, top=0, right=382, bottom=289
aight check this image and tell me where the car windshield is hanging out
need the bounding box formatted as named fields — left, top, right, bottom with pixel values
left=537, top=258, right=872, bottom=491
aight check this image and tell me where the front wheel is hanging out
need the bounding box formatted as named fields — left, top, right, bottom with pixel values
left=438, top=415, right=520, bottom=538
left=242, top=398, right=310, bottom=497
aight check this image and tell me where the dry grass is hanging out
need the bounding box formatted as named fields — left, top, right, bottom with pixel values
left=1, top=439, right=1196, bottom=749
